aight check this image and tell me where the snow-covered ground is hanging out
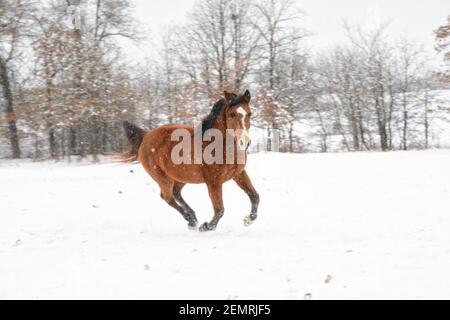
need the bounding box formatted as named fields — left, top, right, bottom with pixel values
left=1, top=150, right=450, bottom=299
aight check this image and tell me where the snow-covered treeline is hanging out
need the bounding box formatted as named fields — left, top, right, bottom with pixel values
left=0, top=1, right=449, bottom=159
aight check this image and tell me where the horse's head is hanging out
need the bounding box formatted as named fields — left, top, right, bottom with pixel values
left=223, top=90, right=252, bottom=151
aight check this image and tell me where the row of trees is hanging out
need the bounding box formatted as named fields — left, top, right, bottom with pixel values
left=309, top=26, right=441, bottom=152
left=1, top=0, right=139, bottom=159
left=0, top=0, right=449, bottom=159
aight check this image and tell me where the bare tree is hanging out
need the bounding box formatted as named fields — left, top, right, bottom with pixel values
left=435, top=16, right=450, bottom=85
left=1, top=0, right=447, bottom=158
left=344, top=23, right=396, bottom=151
left=250, top=0, right=308, bottom=151
left=396, top=36, right=425, bottom=150
left=251, top=0, right=306, bottom=91
left=0, top=0, right=30, bottom=158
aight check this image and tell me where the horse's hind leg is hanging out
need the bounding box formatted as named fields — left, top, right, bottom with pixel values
left=233, top=170, right=260, bottom=226
left=149, top=166, right=198, bottom=230
left=163, top=194, right=198, bottom=230
left=199, top=182, right=224, bottom=232
left=173, top=182, right=198, bottom=227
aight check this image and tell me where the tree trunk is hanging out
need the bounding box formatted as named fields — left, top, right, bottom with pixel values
left=356, top=107, right=369, bottom=150
left=0, top=57, right=20, bottom=158
left=232, top=11, right=241, bottom=91
left=269, top=41, right=275, bottom=90
left=387, top=86, right=395, bottom=150
left=266, top=126, right=272, bottom=152
left=49, top=128, right=57, bottom=158
left=374, top=93, right=389, bottom=152
left=424, top=88, right=430, bottom=149
left=89, top=120, right=99, bottom=161
left=350, top=118, right=360, bottom=151
left=45, top=75, right=57, bottom=158
left=219, top=1, right=226, bottom=88
left=101, top=121, right=108, bottom=154
left=315, top=107, right=328, bottom=153
left=289, top=122, right=293, bottom=153
left=402, top=109, right=408, bottom=151
left=61, top=128, right=66, bottom=158
left=69, top=126, right=77, bottom=157
left=349, top=99, right=360, bottom=151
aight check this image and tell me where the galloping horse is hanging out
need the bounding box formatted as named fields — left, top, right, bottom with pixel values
left=120, top=90, right=260, bottom=232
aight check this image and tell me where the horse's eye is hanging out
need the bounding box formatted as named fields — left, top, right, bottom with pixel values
left=230, top=112, right=236, bottom=118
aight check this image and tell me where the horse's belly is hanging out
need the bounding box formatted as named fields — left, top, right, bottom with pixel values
left=202, top=164, right=246, bottom=184
left=164, top=163, right=205, bottom=184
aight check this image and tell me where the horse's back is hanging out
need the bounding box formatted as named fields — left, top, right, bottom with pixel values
left=138, top=123, right=246, bottom=185
left=143, top=124, right=194, bottom=145
left=138, top=123, right=205, bottom=183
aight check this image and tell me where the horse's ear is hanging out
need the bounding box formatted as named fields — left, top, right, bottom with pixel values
left=224, top=91, right=236, bottom=104
left=243, top=90, right=251, bottom=103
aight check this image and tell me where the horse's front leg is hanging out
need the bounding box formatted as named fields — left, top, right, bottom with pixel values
left=233, top=170, right=260, bottom=226
left=199, top=182, right=224, bottom=232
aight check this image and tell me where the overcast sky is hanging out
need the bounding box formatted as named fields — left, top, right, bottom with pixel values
left=128, top=0, right=449, bottom=62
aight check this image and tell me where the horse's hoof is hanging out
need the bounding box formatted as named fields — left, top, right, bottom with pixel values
left=199, top=222, right=209, bottom=232
left=199, top=222, right=216, bottom=232
left=188, top=223, right=198, bottom=231
left=244, top=214, right=257, bottom=227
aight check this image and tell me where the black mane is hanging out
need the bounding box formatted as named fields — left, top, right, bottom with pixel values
left=228, top=95, right=247, bottom=108
left=200, top=96, right=246, bottom=133
left=201, top=98, right=226, bottom=133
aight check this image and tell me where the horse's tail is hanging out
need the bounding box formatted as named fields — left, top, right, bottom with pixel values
left=114, top=121, right=146, bottom=163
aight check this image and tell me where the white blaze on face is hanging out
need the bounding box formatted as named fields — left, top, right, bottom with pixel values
left=236, top=107, right=251, bottom=150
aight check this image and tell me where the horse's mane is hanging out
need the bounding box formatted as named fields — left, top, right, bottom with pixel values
left=200, top=96, right=246, bottom=133
left=201, top=98, right=226, bottom=133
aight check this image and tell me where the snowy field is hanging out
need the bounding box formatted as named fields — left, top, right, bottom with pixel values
left=1, top=150, right=450, bottom=299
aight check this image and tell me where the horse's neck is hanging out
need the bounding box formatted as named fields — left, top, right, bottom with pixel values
left=212, top=108, right=227, bottom=136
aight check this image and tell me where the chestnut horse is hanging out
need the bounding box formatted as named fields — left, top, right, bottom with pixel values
left=120, top=90, right=260, bottom=232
